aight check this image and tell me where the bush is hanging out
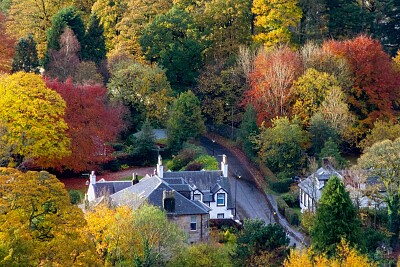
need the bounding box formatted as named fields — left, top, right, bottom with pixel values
left=193, top=155, right=218, bottom=170
left=285, top=208, right=300, bottom=226
left=276, top=196, right=289, bottom=216
left=185, top=162, right=203, bottom=171
left=69, top=190, right=83, bottom=205
left=270, top=179, right=292, bottom=193
left=104, top=159, right=121, bottom=172
left=167, top=149, right=197, bottom=170
left=282, top=192, right=299, bottom=208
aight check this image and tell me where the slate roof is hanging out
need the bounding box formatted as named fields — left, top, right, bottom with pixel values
left=110, top=175, right=210, bottom=215
left=163, top=170, right=234, bottom=209
left=92, top=181, right=132, bottom=198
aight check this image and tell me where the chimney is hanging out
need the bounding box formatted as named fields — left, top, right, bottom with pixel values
left=163, top=190, right=175, bottom=213
left=221, top=154, right=228, bottom=178
left=157, top=155, right=163, bottom=178
left=90, top=171, right=96, bottom=184
left=132, top=173, right=139, bottom=185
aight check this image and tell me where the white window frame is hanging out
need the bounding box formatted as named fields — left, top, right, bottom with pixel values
left=190, top=215, right=197, bottom=231
left=217, top=213, right=224, bottom=219
left=217, top=193, right=225, bottom=206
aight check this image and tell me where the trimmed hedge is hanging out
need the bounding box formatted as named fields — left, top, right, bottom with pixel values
left=270, top=179, right=292, bottom=193
left=276, top=196, right=289, bottom=216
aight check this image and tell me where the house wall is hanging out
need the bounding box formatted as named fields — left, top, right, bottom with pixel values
left=87, top=184, right=96, bottom=202
left=209, top=189, right=233, bottom=219
left=170, top=214, right=209, bottom=243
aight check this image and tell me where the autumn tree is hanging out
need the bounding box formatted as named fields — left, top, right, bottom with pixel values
left=85, top=204, right=186, bottom=266
left=0, top=12, right=15, bottom=73
left=324, top=35, right=400, bottom=135
left=11, top=34, right=39, bottom=73
left=46, top=27, right=81, bottom=82
left=0, top=168, right=99, bottom=266
left=82, top=13, right=106, bottom=65
left=46, top=79, right=123, bottom=172
left=244, top=46, right=302, bottom=125
left=311, top=176, right=361, bottom=256
left=291, top=68, right=341, bottom=127
left=255, top=117, right=309, bottom=177
left=6, top=0, right=70, bottom=56
left=358, top=138, right=400, bottom=246
left=92, top=0, right=128, bottom=51
left=167, top=90, right=205, bottom=152
left=140, top=7, right=203, bottom=89
left=0, top=72, right=70, bottom=169
left=116, top=0, right=173, bottom=59
left=284, top=240, right=377, bottom=267
left=107, top=60, right=174, bottom=129
left=252, top=0, right=302, bottom=46
left=359, top=120, right=400, bottom=152
left=200, top=0, right=252, bottom=61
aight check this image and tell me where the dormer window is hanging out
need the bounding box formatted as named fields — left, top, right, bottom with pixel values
left=193, top=193, right=202, bottom=201
left=217, top=193, right=225, bottom=206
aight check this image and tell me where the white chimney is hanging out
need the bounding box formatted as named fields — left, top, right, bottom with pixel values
left=221, top=154, right=228, bottom=178
left=157, top=155, right=163, bottom=178
left=90, top=171, right=96, bottom=184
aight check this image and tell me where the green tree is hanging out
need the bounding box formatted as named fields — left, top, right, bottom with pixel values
left=140, top=7, right=203, bottom=90
left=252, top=0, right=302, bottom=46
left=309, top=112, right=339, bottom=156
left=319, top=138, right=347, bottom=169
left=107, top=60, right=174, bottom=129
left=326, top=0, right=371, bottom=39
left=236, top=219, right=290, bottom=267
left=0, top=168, right=99, bottom=266
left=82, top=13, right=106, bottom=64
left=237, top=105, right=259, bottom=158
left=298, top=0, right=328, bottom=43
left=358, top=138, right=400, bottom=246
left=167, top=90, right=205, bottom=152
left=45, top=6, right=85, bottom=65
left=311, top=176, right=361, bottom=256
left=255, top=117, right=309, bottom=177
left=0, top=72, right=70, bottom=168
left=126, top=120, right=157, bottom=165
left=374, top=0, right=400, bottom=56
left=11, top=34, right=39, bottom=73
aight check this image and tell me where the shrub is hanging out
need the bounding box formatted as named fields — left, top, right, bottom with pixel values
left=185, top=162, right=203, bottom=171
left=69, top=190, right=83, bottom=205
left=276, top=196, right=289, bottom=216
left=193, top=155, right=218, bottom=170
left=285, top=208, right=300, bottom=226
left=270, top=179, right=292, bottom=193
left=282, top=192, right=299, bottom=208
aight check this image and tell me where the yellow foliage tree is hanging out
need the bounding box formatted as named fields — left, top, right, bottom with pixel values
left=6, top=0, right=71, bottom=57
left=85, top=204, right=186, bottom=266
left=284, top=240, right=377, bottom=267
left=252, top=0, right=302, bottom=46
left=0, top=72, right=70, bottom=168
left=393, top=50, right=400, bottom=71
left=0, top=168, right=99, bottom=266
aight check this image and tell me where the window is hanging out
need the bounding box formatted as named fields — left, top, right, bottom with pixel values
left=193, top=193, right=201, bottom=201
left=217, top=213, right=224, bottom=219
left=217, top=193, right=225, bottom=206
left=190, top=216, right=197, bottom=231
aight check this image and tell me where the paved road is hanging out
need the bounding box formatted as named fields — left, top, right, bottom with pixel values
left=200, top=136, right=305, bottom=247
left=200, top=137, right=276, bottom=223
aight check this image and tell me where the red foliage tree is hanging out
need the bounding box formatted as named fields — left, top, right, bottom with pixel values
left=323, top=35, right=400, bottom=131
left=46, top=79, right=125, bottom=172
left=243, top=46, right=302, bottom=125
left=0, top=12, right=15, bottom=73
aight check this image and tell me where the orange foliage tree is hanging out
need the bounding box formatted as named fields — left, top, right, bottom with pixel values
left=0, top=12, right=15, bottom=73
left=244, top=46, right=302, bottom=125
left=46, top=79, right=125, bottom=172
left=323, top=35, right=400, bottom=135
